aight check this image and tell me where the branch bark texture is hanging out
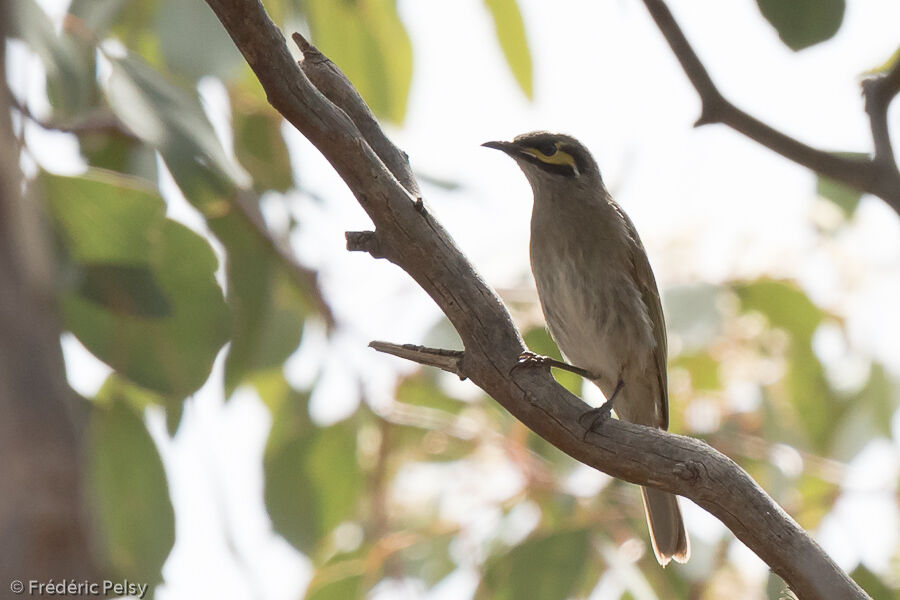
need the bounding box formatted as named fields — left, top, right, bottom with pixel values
left=204, top=1, right=869, bottom=597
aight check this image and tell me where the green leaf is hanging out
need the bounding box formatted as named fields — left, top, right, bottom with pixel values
left=864, top=46, right=900, bottom=76
left=304, top=0, right=413, bottom=123
left=218, top=215, right=308, bottom=393
left=476, top=528, right=591, bottom=600
left=232, top=106, right=294, bottom=193
left=735, top=279, right=824, bottom=342
left=756, top=0, right=844, bottom=51
left=850, top=565, right=895, bottom=600
left=43, top=169, right=229, bottom=397
left=103, top=52, right=323, bottom=388
left=12, top=0, right=97, bottom=116
left=105, top=52, right=247, bottom=194
left=483, top=0, right=533, bottom=99
left=671, top=351, right=720, bottom=391
left=77, top=263, right=172, bottom=318
left=155, top=0, right=243, bottom=81
left=86, top=389, right=174, bottom=586
left=305, top=572, right=365, bottom=600
left=816, top=152, right=868, bottom=219
left=80, top=132, right=159, bottom=181
left=265, top=391, right=363, bottom=555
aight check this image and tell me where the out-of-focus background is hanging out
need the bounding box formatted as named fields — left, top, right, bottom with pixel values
left=4, top=0, right=900, bottom=598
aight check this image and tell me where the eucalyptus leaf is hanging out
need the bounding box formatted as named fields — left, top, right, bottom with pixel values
left=756, top=0, right=844, bottom=51
left=43, top=170, right=229, bottom=397
left=303, top=0, right=412, bottom=123
left=483, top=0, right=533, bottom=99
left=87, top=390, right=174, bottom=586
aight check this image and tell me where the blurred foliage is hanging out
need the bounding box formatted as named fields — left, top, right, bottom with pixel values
left=87, top=376, right=175, bottom=587
left=9, top=0, right=900, bottom=598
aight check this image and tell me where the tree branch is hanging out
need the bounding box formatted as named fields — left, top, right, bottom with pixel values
left=863, top=57, right=900, bottom=170
left=640, top=0, right=900, bottom=215
left=203, top=1, right=869, bottom=597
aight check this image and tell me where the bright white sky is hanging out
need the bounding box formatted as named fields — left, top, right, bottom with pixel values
left=12, top=0, right=900, bottom=598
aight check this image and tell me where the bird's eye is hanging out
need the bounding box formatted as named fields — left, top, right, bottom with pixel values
left=534, top=142, right=558, bottom=157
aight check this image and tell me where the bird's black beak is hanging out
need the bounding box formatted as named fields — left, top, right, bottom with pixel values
left=481, top=140, right=519, bottom=156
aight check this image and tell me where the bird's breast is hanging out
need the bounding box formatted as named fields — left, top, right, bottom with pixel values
left=529, top=223, right=655, bottom=385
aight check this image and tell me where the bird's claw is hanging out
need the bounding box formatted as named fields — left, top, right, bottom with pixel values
left=509, top=351, right=549, bottom=375
left=578, top=400, right=614, bottom=440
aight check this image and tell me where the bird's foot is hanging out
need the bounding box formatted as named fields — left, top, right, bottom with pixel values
left=578, top=399, right=614, bottom=440
left=510, top=351, right=598, bottom=380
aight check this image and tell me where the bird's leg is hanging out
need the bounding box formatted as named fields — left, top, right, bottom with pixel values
left=510, top=351, right=600, bottom=380
left=578, top=378, right=624, bottom=439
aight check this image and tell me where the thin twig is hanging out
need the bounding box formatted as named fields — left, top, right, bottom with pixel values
left=369, top=341, right=465, bottom=378
left=640, top=0, right=900, bottom=214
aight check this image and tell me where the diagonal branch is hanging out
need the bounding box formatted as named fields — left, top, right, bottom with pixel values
left=640, top=0, right=900, bottom=215
left=203, top=1, right=868, bottom=598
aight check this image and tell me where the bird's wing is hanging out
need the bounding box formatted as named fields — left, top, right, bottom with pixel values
left=611, top=202, right=669, bottom=429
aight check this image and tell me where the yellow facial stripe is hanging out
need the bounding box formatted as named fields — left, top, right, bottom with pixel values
left=523, top=144, right=580, bottom=175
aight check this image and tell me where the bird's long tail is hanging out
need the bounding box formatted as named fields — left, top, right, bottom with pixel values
left=641, top=487, right=690, bottom=567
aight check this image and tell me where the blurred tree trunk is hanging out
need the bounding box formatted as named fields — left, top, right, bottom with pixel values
left=0, top=16, right=98, bottom=584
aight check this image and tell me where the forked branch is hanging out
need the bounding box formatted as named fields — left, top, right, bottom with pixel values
left=641, top=0, right=900, bottom=214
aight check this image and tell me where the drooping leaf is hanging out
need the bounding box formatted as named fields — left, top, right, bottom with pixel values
left=265, top=387, right=363, bottom=555
left=43, top=169, right=229, bottom=397
left=218, top=214, right=309, bottom=394
left=476, top=528, right=591, bottom=600
left=104, top=52, right=248, bottom=195
left=86, top=386, right=174, bottom=585
left=483, top=0, right=533, bottom=99
left=12, top=0, right=97, bottom=116
left=756, top=0, right=844, bottom=51
left=303, top=0, right=413, bottom=123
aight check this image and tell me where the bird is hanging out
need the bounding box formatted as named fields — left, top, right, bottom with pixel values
left=483, top=131, right=690, bottom=566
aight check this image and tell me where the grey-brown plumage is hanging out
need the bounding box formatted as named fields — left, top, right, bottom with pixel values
left=484, top=131, right=690, bottom=566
